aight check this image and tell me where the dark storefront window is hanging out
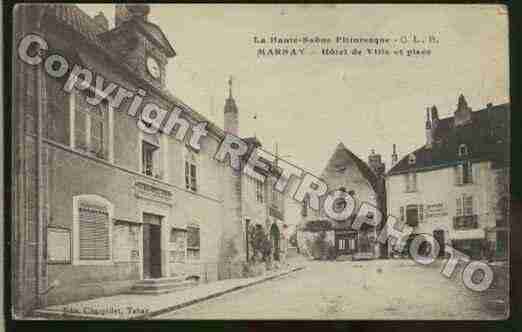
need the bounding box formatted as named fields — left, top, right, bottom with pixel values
left=46, top=74, right=70, bottom=145
left=497, top=231, right=508, bottom=258
left=406, top=205, right=419, bottom=227
left=452, top=239, right=483, bottom=260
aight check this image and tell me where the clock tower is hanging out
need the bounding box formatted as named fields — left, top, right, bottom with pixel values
left=100, top=4, right=176, bottom=90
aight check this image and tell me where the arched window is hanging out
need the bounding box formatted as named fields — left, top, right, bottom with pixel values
left=73, top=88, right=113, bottom=161
left=184, top=147, right=198, bottom=192
left=72, top=195, right=114, bottom=265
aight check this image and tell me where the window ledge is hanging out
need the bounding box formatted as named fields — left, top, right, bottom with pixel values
left=73, top=260, right=114, bottom=266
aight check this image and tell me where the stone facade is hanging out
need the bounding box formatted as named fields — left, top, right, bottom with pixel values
left=12, top=4, right=286, bottom=316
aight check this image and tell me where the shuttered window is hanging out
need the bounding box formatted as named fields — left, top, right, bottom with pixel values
left=255, top=178, right=264, bottom=203
left=455, top=165, right=463, bottom=186
left=301, top=197, right=308, bottom=217
left=463, top=195, right=474, bottom=216
left=187, top=225, right=200, bottom=261
left=462, top=161, right=473, bottom=184
left=45, top=75, right=70, bottom=145
left=455, top=162, right=473, bottom=185
left=75, top=108, right=88, bottom=150
left=456, top=194, right=474, bottom=217
left=404, top=173, right=417, bottom=192
left=90, top=115, right=104, bottom=156
left=78, top=203, right=110, bottom=260
left=456, top=197, right=463, bottom=216
left=185, top=161, right=197, bottom=191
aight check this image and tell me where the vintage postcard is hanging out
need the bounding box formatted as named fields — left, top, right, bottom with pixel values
left=11, top=3, right=509, bottom=320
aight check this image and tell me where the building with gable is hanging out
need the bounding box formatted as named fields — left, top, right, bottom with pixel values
left=298, top=143, right=386, bottom=260
left=386, top=95, right=509, bottom=260
left=13, top=4, right=287, bottom=316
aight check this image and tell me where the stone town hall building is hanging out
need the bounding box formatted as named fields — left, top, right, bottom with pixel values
left=12, top=4, right=286, bottom=316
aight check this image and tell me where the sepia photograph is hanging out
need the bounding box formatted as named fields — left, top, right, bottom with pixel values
left=11, top=3, right=509, bottom=320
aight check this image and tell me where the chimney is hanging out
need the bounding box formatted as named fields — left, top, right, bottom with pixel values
left=487, top=102, right=493, bottom=109
left=94, top=12, right=109, bottom=31
left=115, top=4, right=150, bottom=27
left=368, top=149, right=385, bottom=176
left=430, top=105, right=439, bottom=139
left=224, top=77, right=239, bottom=135
left=454, top=94, right=472, bottom=126
left=425, top=107, right=433, bottom=148
left=391, top=144, right=398, bottom=165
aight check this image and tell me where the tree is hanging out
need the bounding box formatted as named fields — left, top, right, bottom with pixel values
left=249, top=224, right=272, bottom=263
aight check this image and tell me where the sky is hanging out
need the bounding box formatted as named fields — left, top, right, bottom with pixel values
left=79, top=4, right=509, bottom=176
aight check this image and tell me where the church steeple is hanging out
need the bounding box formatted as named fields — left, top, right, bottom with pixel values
left=224, top=76, right=239, bottom=135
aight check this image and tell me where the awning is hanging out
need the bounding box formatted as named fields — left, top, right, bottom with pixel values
left=452, top=229, right=485, bottom=240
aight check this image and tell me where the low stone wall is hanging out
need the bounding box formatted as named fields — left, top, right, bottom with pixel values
left=46, top=262, right=140, bottom=306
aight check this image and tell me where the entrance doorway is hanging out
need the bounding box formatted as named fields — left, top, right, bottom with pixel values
left=270, top=223, right=280, bottom=261
left=143, top=213, right=162, bottom=279
left=433, top=230, right=445, bottom=257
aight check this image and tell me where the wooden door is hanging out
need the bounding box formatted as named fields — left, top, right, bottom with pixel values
left=150, top=225, right=162, bottom=278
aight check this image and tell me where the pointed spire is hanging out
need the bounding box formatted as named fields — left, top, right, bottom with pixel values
left=431, top=105, right=438, bottom=117
left=224, top=76, right=239, bottom=134
left=391, top=144, right=398, bottom=165
left=425, top=107, right=432, bottom=129
left=228, top=76, right=233, bottom=99
left=458, top=94, right=468, bottom=108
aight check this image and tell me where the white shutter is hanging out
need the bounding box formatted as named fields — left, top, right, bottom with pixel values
left=464, top=195, right=474, bottom=216
left=79, top=203, right=110, bottom=260
left=456, top=197, right=462, bottom=217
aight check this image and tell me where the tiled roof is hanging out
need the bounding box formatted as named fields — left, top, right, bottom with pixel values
left=388, top=103, right=509, bottom=175
left=326, top=142, right=380, bottom=193
left=39, top=4, right=225, bottom=139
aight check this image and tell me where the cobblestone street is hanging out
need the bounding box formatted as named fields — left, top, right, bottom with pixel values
left=158, top=259, right=508, bottom=320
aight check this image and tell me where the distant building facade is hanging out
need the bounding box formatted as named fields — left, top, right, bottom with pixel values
left=386, top=96, right=509, bottom=260
left=13, top=4, right=286, bottom=316
left=298, top=143, right=386, bottom=260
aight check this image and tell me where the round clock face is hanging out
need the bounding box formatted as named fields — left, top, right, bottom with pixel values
left=146, top=57, right=161, bottom=79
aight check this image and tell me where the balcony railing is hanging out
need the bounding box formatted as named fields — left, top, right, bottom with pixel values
left=453, top=215, right=478, bottom=230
